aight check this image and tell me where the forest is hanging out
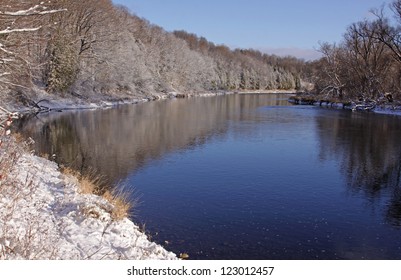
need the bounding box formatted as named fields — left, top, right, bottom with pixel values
left=1, top=0, right=401, bottom=108
left=0, top=0, right=304, bottom=107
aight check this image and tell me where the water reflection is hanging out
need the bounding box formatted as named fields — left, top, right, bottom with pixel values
left=316, top=110, right=401, bottom=227
left=17, top=94, right=401, bottom=259
left=18, top=94, right=289, bottom=184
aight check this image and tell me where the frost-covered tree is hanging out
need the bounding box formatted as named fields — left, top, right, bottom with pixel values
left=42, top=0, right=116, bottom=93
left=0, top=1, right=65, bottom=94
left=1, top=0, right=302, bottom=104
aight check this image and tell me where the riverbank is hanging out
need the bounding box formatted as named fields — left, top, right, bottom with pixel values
left=288, top=93, right=401, bottom=115
left=0, top=134, right=177, bottom=260
left=2, top=87, right=229, bottom=114
left=3, top=87, right=297, bottom=116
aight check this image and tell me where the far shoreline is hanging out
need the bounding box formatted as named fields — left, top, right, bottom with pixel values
left=8, top=89, right=299, bottom=119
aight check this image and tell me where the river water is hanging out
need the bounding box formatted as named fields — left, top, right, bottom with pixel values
left=18, top=93, right=401, bottom=259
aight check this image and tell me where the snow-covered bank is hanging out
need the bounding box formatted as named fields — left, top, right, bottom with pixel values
left=0, top=142, right=177, bottom=260
left=371, top=106, right=401, bottom=116
left=288, top=95, right=401, bottom=116
left=8, top=89, right=291, bottom=116
left=312, top=101, right=401, bottom=115
left=6, top=91, right=237, bottom=115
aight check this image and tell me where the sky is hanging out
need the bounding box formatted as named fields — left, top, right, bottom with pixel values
left=111, top=0, right=393, bottom=60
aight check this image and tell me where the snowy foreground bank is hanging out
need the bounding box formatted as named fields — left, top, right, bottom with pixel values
left=0, top=150, right=177, bottom=260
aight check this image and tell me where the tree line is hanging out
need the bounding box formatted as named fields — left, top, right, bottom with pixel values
left=0, top=0, right=304, bottom=106
left=3, top=1, right=398, bottom=106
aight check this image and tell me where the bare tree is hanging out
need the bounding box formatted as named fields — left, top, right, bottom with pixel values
left=311, top=0, right=401, bottom=102
left=344, top=20, right=391, bottom=100
left=369, top=5, right=401, bottom=64
left=316, top=42, right=349, bottom=98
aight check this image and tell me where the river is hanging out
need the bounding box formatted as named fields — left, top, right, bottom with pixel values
left=18, top=93, right=401, bottom=259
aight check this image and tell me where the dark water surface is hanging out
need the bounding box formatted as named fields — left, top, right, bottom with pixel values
left=19, top=94, right=401, bottom=259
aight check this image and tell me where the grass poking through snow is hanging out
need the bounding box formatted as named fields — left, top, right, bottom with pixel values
left=61, top=167, right=136, bottom=221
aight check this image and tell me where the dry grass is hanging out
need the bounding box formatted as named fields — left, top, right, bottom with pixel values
left=62, top=167, right=104, bottom=195
left=80, top=176, right=98, bottom=195
left=78, top=173, right=101, bottom=195
left=61, top=167, right=135, bottom=221
left=102, top=188, right=132, bottom=220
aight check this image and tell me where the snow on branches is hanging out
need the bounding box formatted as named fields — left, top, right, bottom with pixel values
left=0, top=2, right=66, bottom=90
left=0, top=26, right=42, bottom=35
left=0, top=4, right=66, bottom=17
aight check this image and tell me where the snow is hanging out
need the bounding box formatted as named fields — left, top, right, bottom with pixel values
left=2, top=5, right=43, bottom=16
left=0, top=26, right=42, bottom=35
left=373, top=106, right=401, bottom=116
left=2, top=5, right=66, bottom=16
left=0, top=152, right=177, bottom=260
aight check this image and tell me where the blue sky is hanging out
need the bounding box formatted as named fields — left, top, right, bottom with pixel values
left=111, top=0, right=392, bottom=60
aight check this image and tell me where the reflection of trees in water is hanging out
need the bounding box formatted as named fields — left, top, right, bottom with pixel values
left=19, top=94, right=288, bottom=186
left=316, top=111, right=401, bottom=226
left=387, top=188, right=401, bottom=227
left=18, top=115, right=83, bottom=166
